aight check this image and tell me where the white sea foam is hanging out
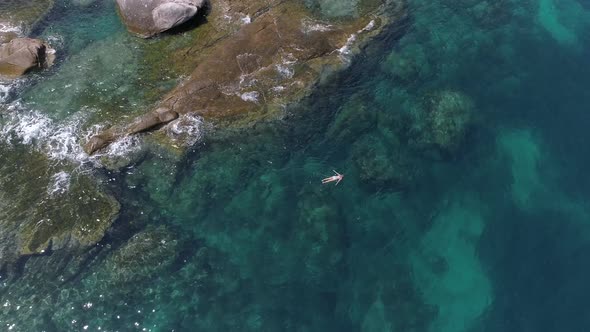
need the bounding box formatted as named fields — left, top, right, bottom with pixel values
left=301, top=18, right=333, bottom=33
left=100, top=135, right=140, bottom=158
left=0, top=79, right=25, bottom=104
left=275, top=53, right=297, bottom=79
left=47, top=171, right=71, bottom=196
left=0, top=22, right=22, bottom=34
left=0, top=108, right=89, bottom=163
left=337, top=20, right=376, bottom=63
left=240, top=91, right=260, bottom=103
left=362, top=20, right=376, bottom=32
left=165, top=113, right=204, bottom=146
left=338, top=34, right=357, bottom=62
left=0, top=105, right=140, bottom=166
left=0, top=83, right=13, bottom=104
left=241, top=15, right=252, bottom=25
left=44, top=34, right=64, bottom=52
left=276, top=64, right=294, bottom=79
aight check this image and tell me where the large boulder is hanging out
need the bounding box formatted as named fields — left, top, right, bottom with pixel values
left=116, top=0, right=206, bottom=38
left=84, top=107, right=178, bottom=154
left=0, top=37, right=55, bottom=78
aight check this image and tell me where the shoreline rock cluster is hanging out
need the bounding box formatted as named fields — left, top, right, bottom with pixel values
left=0, top=0, right=404, bottom=270
left=86, top=0, right=405, bottom=154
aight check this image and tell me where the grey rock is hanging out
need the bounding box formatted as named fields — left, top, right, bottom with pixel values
left=116, top=0, right=206, bottom=38
left=0, top=37, right=55, bottom=78
left=84, top=108, right=178, bottom=155
left=153, top=2, right=199, bottom=31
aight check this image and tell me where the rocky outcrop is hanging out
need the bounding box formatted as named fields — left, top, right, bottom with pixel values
left=87, top=0, right=406, bottom=154
left=85, top=107, right=179, bottom=154
left=116, top=0, right=206, bottom=38
left=0, top=37, right=55, bottom=78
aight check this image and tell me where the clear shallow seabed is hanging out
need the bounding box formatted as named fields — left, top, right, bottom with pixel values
left=1, top=0, right=590, bottom=331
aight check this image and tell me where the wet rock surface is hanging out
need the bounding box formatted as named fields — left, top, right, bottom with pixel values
left=86, top=0, right=404, bottom=154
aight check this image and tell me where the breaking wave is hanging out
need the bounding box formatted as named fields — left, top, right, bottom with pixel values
left=165, top=113, right=204, bottom=146
left=0, top=103, right=140, bottom=166
left=47, top=171, right=71, bottom=196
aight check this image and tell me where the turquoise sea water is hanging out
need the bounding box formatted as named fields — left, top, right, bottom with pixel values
left=2, top=0, right=590, bottom=331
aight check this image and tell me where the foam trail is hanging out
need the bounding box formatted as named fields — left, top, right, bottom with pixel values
left=0, top=107, right=88, bottom=163
left=241, top=91, right=260, bottom=103
left=338, top=20, right=376, bottom=63
left=0, top=22, right=22, bottom=34
left=0, top=106, right=140, bottom=166
left=99, top=134, right=141, bottom=158
left=0, top=83, right=12, bottom=103
left=0, top=79, right=24, bottom=104
left=47, top=171, right=71, bottom=196
left=165, top=113, right=204, bottom=146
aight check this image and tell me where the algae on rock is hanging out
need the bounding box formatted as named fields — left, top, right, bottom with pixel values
left=0, top=144, right=119, bottom=266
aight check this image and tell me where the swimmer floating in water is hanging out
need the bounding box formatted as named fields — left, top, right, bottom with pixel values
left=322, top=170, right=344, bottom=185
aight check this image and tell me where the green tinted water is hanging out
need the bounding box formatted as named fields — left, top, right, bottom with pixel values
left=2, top=0, right=590, bottom=331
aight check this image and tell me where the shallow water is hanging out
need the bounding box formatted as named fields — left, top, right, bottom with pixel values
left=2, top=0, right=590, bottom=331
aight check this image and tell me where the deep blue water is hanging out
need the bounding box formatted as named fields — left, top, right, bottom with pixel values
left=2, top=0, right=590, bottom=331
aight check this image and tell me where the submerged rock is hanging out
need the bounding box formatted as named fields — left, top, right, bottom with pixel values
left=94, top=226, right=180, bottom=285
left=0, top=37, right=55, bottom=78
left=116, top=0, right=206, bottom=38
left=0, top=145, right=119, bottom=266
left=352, top=134, right=418, bottom=188
left=410, top=90, right=474, bottom=155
